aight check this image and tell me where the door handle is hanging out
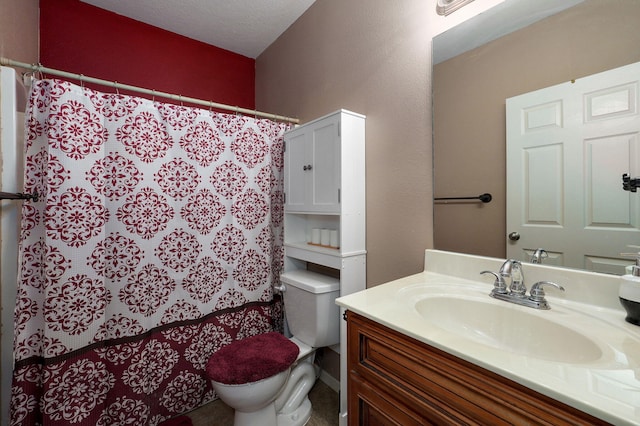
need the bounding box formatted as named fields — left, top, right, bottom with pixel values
left=508, top=232, right=520, bottom=241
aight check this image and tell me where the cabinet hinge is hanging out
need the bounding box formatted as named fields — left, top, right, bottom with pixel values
left=337, top=121, right=341, bottom=137
left=283, top=141, right=286, bottom=152
left=338, top=189, right=341, bottom=203
left=284, top=193, right=286, bottom=204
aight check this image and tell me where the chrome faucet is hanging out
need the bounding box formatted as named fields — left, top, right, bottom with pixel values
left=530, top=248, right=548, bottom=264
left=499, top=259, right=526, bottom=297
left=481, top=259, right=565, bottom=309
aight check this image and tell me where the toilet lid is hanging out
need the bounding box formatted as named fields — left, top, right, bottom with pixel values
left=206, top=332, right=299, bottom=385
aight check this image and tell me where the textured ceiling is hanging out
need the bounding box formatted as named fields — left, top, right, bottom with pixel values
left=80, top=0, right=316, bottom=58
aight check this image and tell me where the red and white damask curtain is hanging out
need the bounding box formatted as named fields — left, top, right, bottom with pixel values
left=11, top=79, right=289, bottom=425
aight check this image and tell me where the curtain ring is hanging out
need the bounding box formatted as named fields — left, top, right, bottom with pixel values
left=79, top=74, right=85, bottom=89
left=35, top=62, right=44, bottom=80
left=21, top=71, right=34, bottom=87
left=179, top=95, right=183, bottom=107
left=114, top=81, right=120, bottom=95
left=152, top=89, right=156, bottom=103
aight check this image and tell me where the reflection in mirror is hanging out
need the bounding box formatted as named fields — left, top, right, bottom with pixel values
left=436, top=0, right=477, bottom=16
left=433, top=0, right=640, bottom=274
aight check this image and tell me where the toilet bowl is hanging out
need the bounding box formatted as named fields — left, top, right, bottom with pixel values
left=274, top=337, right=317, bottom=426
left=211, top=369, right=291, bottom=425
left=207, top=332, right=300, bottom=426
left=207, top=270, right=341, bottom=426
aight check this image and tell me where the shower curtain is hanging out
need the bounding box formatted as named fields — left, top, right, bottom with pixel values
left=10, top=78, right=289, bottom=425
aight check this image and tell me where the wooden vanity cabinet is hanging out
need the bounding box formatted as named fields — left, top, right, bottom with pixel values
left=346, top=311, right=609, bottom=426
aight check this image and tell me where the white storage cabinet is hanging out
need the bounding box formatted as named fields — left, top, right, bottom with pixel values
left=281, top=109, right=366, bottom=426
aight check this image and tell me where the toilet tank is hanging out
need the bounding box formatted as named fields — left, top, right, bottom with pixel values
left=280, top=270, right=340, bottom=348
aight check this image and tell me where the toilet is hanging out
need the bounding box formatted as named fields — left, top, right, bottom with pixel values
left=206, top=270, right=341, bottom=426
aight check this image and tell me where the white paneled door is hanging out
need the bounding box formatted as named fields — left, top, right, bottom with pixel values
left=506, top=61, right=640, bottom=274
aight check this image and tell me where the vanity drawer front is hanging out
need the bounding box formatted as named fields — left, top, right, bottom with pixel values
left=347, top=311, right=609, bottom=426
left=349, top=373, right=427, bottom=426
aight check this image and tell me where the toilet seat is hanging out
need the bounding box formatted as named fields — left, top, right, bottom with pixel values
left=288, top=336, right=313, bottom=361
left=207, top=332, right=299, bottom=385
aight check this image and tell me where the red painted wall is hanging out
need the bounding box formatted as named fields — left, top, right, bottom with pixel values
left=40, top=0, right=255, bottom=109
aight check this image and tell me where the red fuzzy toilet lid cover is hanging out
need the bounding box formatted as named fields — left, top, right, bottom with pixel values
left=206, top=332, right=300, bottom=385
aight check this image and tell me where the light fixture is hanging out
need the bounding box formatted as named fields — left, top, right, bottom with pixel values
left=436, top=0, right=476, bottom=16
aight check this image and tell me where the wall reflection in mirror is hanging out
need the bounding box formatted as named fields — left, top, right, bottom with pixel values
left=433, top=0, right=640, bottom=274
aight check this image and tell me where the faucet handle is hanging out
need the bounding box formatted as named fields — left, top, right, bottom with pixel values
left=529, top=281, right=565, bottom=302
left=481, top=270, right=508, bottom=294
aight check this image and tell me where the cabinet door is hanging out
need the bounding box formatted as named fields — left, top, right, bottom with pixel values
left=284, top=113, right=341, bottom=213
left=309, top=116, right=340, bottom=212
left=349, top=373, right=429, bottom=426
left=284, top=130, right=308, bottom=211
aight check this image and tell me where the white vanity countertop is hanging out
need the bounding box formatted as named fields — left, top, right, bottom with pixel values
left=336, top=250, right=640, bottom=425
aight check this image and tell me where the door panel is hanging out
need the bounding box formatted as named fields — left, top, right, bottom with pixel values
left=524, top=143, right=563, bottom=225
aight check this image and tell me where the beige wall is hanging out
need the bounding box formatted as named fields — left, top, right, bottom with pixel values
left=433, top=0, right=640, bottom=259
left=256, top=0, right=434, bottom=286
left=0, top=0, right=39, bottom=64
left=0, top=0, right=39, bottom=110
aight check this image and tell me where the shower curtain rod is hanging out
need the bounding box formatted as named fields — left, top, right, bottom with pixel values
left=0, top=57, right=300, bottom=124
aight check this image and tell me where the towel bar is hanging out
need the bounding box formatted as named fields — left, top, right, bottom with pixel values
left=434, top=193, right=492, bottom=203
left=0, top=191, right=39, bottom=202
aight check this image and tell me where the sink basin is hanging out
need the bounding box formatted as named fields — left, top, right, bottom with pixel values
left=415, top=296, right=603, bottom=363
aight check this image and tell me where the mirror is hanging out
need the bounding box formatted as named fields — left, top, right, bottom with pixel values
left=433, top=0, right=640, bottom=273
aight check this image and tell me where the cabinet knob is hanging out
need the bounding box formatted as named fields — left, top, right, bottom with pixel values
left=303, top=164, right=313, bottom=171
